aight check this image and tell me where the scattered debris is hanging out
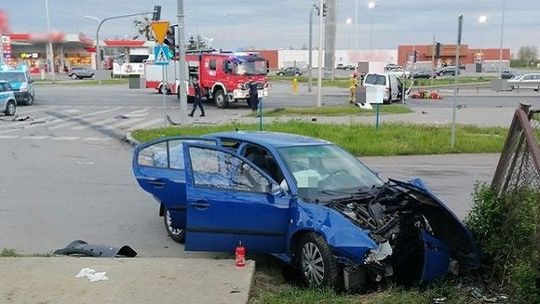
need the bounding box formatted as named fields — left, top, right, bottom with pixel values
left=421, top=111, right=428, bottom=114
left=355, top=102, right=373, bottom=110
left=13, top=115, right=32, bottom=122
left=496, top=105, right=503, bottom=108
left=311, top=117, right=317, bottom=122
left=113, top=114, right=130, bottom=119
left=456, top=104, right=466, bottom=109
left=54, top=240, right=137, bottom=257
left=76, top=268, right=109, bottom=282
left=470, top=287, right=483, bottom=300
left=29, top=120, right=46, bottom=125
left=229, top=288, right=241, bottom=294
left=432, top=296, right=447, bottom=303
left=76, top=161, right=94, bottom=166
left=410, top=90, right=443, bottom=100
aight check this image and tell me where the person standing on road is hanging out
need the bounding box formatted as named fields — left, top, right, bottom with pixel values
left=248, top=81, right=259, bottom=112
left=349, top=72, right=359, bottom=104
left=189, top=77, right=205, bottom=117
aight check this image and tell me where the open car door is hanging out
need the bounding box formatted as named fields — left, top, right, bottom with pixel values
left=132, top=137, right=220, bottom=230
left=183, top=143, right=290, bottom=253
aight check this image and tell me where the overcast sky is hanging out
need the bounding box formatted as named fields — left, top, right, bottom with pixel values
left=3, top=0, right=539, bottom=53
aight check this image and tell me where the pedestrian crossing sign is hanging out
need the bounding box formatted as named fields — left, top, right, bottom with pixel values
left=154, top=45, right=171, bottom=65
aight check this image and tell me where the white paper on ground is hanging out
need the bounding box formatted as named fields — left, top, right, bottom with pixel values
left=75, top=268, right=109, bottom=282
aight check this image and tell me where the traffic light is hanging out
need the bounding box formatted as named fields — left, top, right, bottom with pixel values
left=164, top=26, right=176, bottom=49
left=322, top=3, right=328, bottom=17
left=99, top=49, right=104, bottom=61
left=413, top=51, right=418, bottom=63
left=435, top=42, right=442, bottom=58
left=152, top=5, right=161, bottom=21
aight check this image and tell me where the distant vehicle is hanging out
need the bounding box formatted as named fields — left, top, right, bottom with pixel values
left=412, top=70, right=433, bottom=79
left=68, top=67, right=94, bottom=79
left=435, top=66, right=461, bottom=76
left=507, top=73, right=540, bottom=91
left=276, top=66, right=302, bottom=76
left=0, top=80, right=16, bottom=116
left=0, top=70, right=35, bottom=105
left=384, top=63, right=402, bottom=71
left=387, top=68, right=411, bottom=79
left=500, top=70, right=520, bottom=79
left=336, top=63, right=356, bottom=70
left=145, top=50, right=269, bottom=108
left=362, top=72, right=403, bottom=104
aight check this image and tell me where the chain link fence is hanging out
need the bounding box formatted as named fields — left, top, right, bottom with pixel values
left=492, top=105, right=540, bottom=194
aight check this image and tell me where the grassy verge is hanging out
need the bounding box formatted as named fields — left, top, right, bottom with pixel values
left=246, top=105, right=412, bottom=117
left=0, top=248, right=53, bottom=257
left=269, top=75, right=494, bottom=89
left=249, top=257, right=473, bottom=304
left=132, top=122, right=506, bottom=156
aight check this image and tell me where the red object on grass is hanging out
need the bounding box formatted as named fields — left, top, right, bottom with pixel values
left=235, top=242, right=246, bottom=268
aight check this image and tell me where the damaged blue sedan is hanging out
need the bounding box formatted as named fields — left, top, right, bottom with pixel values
left=132, top=131, right=479, bottom=290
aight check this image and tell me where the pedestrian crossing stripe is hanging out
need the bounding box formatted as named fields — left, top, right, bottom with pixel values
left=154, top=45, right=170, bottom=65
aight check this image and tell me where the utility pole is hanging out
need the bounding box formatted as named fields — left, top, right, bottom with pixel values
left=317, top=0, right=324, bottom=107
left=177, top=0, right=188, bottom=124
left=45, top=0, right=55, bottom=82
left=498, top=0, right=506, bottom=78
left=355, top=0, right=358, bottom=50
left=431, top=34, right=435, bottom=88
left=308, top=5, right=313, bottom=92
left=451, top=15, right=463, bottom=149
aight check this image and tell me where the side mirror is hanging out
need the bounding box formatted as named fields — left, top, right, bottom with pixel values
left=270, top=183, right=284, bottom=196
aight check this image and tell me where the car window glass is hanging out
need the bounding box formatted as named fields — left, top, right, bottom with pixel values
left=243, top=144, right=284, bottom=184
left=219, top=138, right=242, bottom=151
left=168, top=139, right=217, bottom=170
left=365, top=74, right=386, bottom=85
left=209, top=59, right=216, bottom=71
left=138, top=142, right=168, bottom=168
left=523, top=75, right=533, bottom=80
left=189, top=147, right=271, bottom=193
left=0, top=83, right=5, bottom=92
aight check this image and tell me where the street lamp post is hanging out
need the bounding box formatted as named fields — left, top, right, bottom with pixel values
left=368, top=1, right=377, bottom=50
left=44, top=0, right=55, bottom=81
left=346, top=18, right=352, bottom=49
left=84, top=15, right=100, bottom=70
left=355, top=0, right=358, bottom=50
left=478, top=14, right=487, bottom=71
left=498, top=0, right=506, bottom=78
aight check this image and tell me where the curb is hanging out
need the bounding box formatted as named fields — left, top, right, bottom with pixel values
left=123, top=132, right=141, bottom=147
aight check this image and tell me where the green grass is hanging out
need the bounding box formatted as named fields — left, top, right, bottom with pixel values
left=132, top=122, right=506, bottom=156
left=246, top=105, right=412, bottom=117
left=0, top=248, right=53, bottom=257
left=269, top=75, right=494, bottom=88
left=1, top=248, right=19, bottom=257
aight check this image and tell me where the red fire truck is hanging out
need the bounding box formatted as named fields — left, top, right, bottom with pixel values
left=145, top=50, right=269, bottom=108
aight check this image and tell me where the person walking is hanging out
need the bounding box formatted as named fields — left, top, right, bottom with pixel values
left=189, top=77, right=205, bottom=117
left=248, top=81, right=259, bottom=111
left=349, top=72, right=359, bottom=104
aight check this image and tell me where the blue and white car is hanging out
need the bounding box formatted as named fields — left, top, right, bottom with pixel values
left=0, top=80, right=17, bottom=116
left=0, top=70, right=35, bottom=105
left=132, top=132, right=479, bottom=290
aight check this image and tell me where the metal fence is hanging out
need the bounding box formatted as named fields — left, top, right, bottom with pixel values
left=492, top=104, right=540, bottom=194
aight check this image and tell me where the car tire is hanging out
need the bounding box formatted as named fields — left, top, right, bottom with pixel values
left=164, top=208, right=185, bottom=244
left=214, top=89, right=228, bottom=108
left=509, top=86, right=515, bottom=91
left=71, top=74, right=77, bottom=80
left=25, top=93, right=34, bottom=106
left=158, top=84, right=163, bottom=95
left=296, top=232, right=341, bottom=290
left=4, top=100, right=16, bottom=116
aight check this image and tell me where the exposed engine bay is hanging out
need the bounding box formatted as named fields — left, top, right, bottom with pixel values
left=326, top=181, right=465, bottom=286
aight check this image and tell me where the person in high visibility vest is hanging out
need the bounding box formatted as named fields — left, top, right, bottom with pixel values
left=349, top=72, right=359, bottom=104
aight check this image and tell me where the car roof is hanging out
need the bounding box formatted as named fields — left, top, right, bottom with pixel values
left=207, top=131, right=331, bottom=148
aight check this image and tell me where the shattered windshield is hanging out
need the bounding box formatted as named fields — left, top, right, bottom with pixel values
left=234, top=60, right=267, bottom=76
left=278, top=144, right=384, bottom=199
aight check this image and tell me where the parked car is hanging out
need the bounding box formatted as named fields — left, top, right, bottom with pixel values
left=132, top=132, right=479, bottom=291
left=68, top=67, right=95, bottom=79
left=435, top=66, right=460, bottom=76
left=384, top=63, right=402, bottom=71
left=276, top=67, right=302, bottom=76
left=500, top=70, right=520, bottom=80
left=0, top=70, right=35, bottom=105
left=507, top=73, right=540, bottom=91
left=412, top=70, right=433, bottom=79
left=336, top=63, right=356, bottom=70
left=387, top=68, right=411, bottom=79
left=0, top=80, right=17, bottom=116
left=362, top=73, right=403, bottom=103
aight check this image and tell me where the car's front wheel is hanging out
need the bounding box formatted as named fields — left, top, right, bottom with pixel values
left=296, top=232, right=340, bottom=290
left=4, top=100, right=16, bottom=116
left=164, top=208, right=185, bottom=243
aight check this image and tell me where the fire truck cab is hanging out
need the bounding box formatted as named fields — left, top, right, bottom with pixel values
left=145, top=50, right=269, bottom=108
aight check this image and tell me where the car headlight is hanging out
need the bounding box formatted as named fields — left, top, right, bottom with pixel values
left=20, top=86, right=28, bottom=92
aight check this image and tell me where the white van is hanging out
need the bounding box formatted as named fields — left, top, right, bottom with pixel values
left=362, top=73, right=403, bottom=104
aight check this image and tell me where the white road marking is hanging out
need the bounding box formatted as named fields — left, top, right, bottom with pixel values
left=0, top=135, right=18, bottom=139
left=21, top=136, right=49, bottom=140
left=52, top=136, right=80, bottom=141
left=83, top=137, right=111, bottom=141
left=47, top=106, right=124, bottom=129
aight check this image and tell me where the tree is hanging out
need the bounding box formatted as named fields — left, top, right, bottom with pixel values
left=133, top=17, right=153, bottom=41
left=517, top=46, right=538, bottom=67
left=187, top=35, right=208, bottom=51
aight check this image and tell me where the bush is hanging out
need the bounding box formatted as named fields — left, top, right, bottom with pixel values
left=465, top=184, right=540, bottom=303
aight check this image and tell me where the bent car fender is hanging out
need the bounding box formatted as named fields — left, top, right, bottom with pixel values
left=288, top=201, right=378, bottom=265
